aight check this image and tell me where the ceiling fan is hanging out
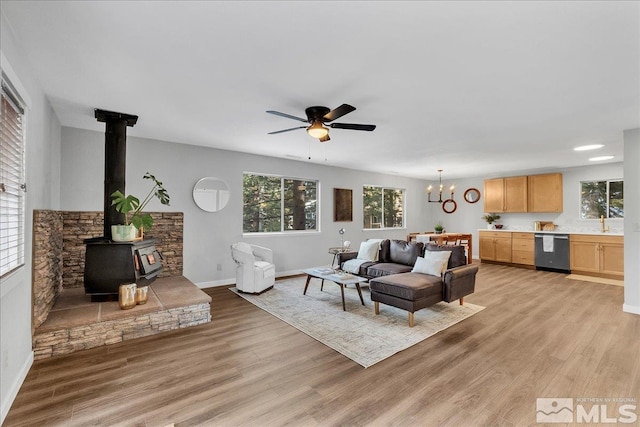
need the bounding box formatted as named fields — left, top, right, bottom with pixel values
left=266, top=104, right=376, bottom=142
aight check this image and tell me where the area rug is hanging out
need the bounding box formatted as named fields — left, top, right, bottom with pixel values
left=230, top=277, right=484, bottom=368
left=566, top=274, right=624, bottom=287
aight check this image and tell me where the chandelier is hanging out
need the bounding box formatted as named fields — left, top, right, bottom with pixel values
left=428, top=169, right=455, bottom=203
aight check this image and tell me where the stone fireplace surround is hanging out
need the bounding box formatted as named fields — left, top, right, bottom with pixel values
left=31, top=210, right=210, bottom=359
left=33, top=210, right=184, bottom=328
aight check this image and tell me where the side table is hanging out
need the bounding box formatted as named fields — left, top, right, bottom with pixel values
left=328, top=247, right=349, bottom=267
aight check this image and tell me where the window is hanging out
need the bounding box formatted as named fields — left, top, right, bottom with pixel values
left=580, top=179, right=623, bottom=219
left=363, top=185, right=404, bottom=229
left=243, top=173, right=318, bottom=233
left=1, top=79, right=26, bottom=277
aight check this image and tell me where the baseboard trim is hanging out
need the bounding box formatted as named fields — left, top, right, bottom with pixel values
left=195, top=279, right=235, bottom=289
left=623, top=304, right=640, bottom=315
left=195, top=269, right=310, bottom=289
left=1, top=350, right=33, bottom=424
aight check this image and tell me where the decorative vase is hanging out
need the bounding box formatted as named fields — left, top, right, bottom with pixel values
left=111, top=225, right=138, bottom=242
left=487, top=223, right=494, bottom=230
left=135, top=285, right=149, bottom=305
left=118, top=283, right=137, bottom=309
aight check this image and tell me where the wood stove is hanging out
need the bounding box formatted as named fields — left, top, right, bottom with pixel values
left=83, top=108, right=163, bottom=297
left=84, top=238, right=162, bottom=295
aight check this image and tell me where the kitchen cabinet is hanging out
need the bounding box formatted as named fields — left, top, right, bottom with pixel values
left=570, top=235, right=624, bottom=278
left=483, top=176, right=527, bottom=213
left=511, top=232, right=534, bottom=266
left=483, top=178, right=504, bottom=212
left=479, top=231, right=512, bottom=262
left=528, top=173, right=563, bottom=213
left=483, top=172, right=563, bottom=213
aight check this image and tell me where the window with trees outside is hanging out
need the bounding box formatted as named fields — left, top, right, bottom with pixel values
left=580, top=179, right=623, bottom=219
left=1, top=79, right=26, bottom=277
left=363, top=185, right=405, bottom=229
left=243, top=173, right=318, bottom=233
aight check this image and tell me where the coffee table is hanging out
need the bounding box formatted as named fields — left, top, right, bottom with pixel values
left=302, top=267, right=367, bottom=311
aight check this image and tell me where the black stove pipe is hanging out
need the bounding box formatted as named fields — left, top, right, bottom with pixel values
left=94, top=109, right=138, bottom=240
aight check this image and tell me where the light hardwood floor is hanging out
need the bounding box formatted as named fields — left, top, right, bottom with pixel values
left=5, top=263, right=640, bottom=426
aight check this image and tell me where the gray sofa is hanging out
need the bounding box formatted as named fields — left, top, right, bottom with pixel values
left=338, top=239, right=478, bottom=326
left=338, top=239, right=423, bottom=279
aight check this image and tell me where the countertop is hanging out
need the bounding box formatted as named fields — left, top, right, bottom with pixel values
left=478, top=229, right=624, bottom=236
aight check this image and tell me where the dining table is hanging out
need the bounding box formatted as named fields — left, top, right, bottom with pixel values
left=414, top=233, right=473, bottom=264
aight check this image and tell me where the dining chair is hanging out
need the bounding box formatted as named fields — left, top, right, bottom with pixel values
left=458, top=233, right=472, bottom=263
left=407, top=232, right=420, bottom=242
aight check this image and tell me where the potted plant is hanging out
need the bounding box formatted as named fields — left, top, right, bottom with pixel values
left=434, top=222, right=445, bottom=234
left=481, top=213, right=501, bottom=229
left=110, top=172, right=170, bottom=241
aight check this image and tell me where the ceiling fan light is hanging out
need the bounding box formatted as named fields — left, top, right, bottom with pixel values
left=307, top=121, right=329, bottom=139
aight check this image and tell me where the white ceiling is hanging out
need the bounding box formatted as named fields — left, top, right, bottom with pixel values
left=2, top=1, right=639, bottom=180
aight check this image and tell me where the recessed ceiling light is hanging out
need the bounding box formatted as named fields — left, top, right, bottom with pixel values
left=574, top=144, right=604, bottom=151
left=589, top=156, right=614, bottom=161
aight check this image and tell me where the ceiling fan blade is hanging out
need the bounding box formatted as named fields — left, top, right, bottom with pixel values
left=330, top=123, right=376, bottom=131
left=268, top=126, right=306, bottom=135
left=319, top=134, right=330, bottom=142
left=323, top=104, right=356, bottom=122
left=266, top=110, right=308, bottom=123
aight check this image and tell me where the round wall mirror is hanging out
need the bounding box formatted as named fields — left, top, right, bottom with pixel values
left=193, top=177, right=230, bottom=212
left=442, top=199, right=457, bottom=214
left=463, top=188, right=481, bottom=204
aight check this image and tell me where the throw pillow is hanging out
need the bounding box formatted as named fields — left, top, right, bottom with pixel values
left=411, top=251, right=452, bottom=276
left=357, top=240, right=380, bottom=261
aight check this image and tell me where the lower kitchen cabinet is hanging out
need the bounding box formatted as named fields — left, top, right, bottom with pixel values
left=480, top=231, right=624, bottom=279
left=570, top=234, right=624, bottom=278
left=511, top=232, right=534, bottom=266
left=479, top=231, right=512, bottom=262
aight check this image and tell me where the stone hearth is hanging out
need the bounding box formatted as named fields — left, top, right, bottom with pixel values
left=33, top=276, right=211, bottom=360
left=31, top=209, right=209, bottom=359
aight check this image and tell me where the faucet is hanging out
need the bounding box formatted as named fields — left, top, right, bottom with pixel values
left=600, top=215, right=610, bottom=233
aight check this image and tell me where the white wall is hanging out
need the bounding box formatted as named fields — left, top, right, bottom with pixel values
left=1, top=11, right=62, bottom=423
left=60, top=127, right=432, bottom=285
left=623, top=128, right=639, bottom=314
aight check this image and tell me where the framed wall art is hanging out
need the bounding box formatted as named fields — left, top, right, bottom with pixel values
left=333, top=188, right=353, bottom=222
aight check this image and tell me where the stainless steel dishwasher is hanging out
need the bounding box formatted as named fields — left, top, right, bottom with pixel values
left=534, top=233, right=571, bottom=273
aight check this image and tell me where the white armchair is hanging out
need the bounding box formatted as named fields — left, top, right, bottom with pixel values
left=230, top=242, right=275, bottom=294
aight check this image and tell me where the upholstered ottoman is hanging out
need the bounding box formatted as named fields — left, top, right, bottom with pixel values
left=369, top=272, right=443, bottom=327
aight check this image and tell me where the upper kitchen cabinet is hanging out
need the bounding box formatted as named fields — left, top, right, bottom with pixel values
left=483, top=173, right=563, bottom=213
left=483, top=176, right=527, bottom=213
left=528, top=173, right=563, bottom=212
left=483, top=178, right=504, bottom=212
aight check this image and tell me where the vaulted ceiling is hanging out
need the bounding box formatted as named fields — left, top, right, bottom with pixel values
left=2, top=1, right=639, bottom=180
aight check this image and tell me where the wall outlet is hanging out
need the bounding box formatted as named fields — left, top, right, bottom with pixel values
left=217, top=263, right=222, bottom=271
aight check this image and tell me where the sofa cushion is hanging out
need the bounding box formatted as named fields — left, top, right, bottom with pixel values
left=357, top=239, right=381, bottom=261
left=425, top=243, right=466, bottom=268
left=412, top=251, right=451, bottom=276
left=370, top=272, right=443, bottom=300
left=378, top=239, right=391, bottom=262
left=389, top=240, right=424, bottom=266
left=357, top=261, right=378, bottom=276
left=367, top=263, right=413, bottom=278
